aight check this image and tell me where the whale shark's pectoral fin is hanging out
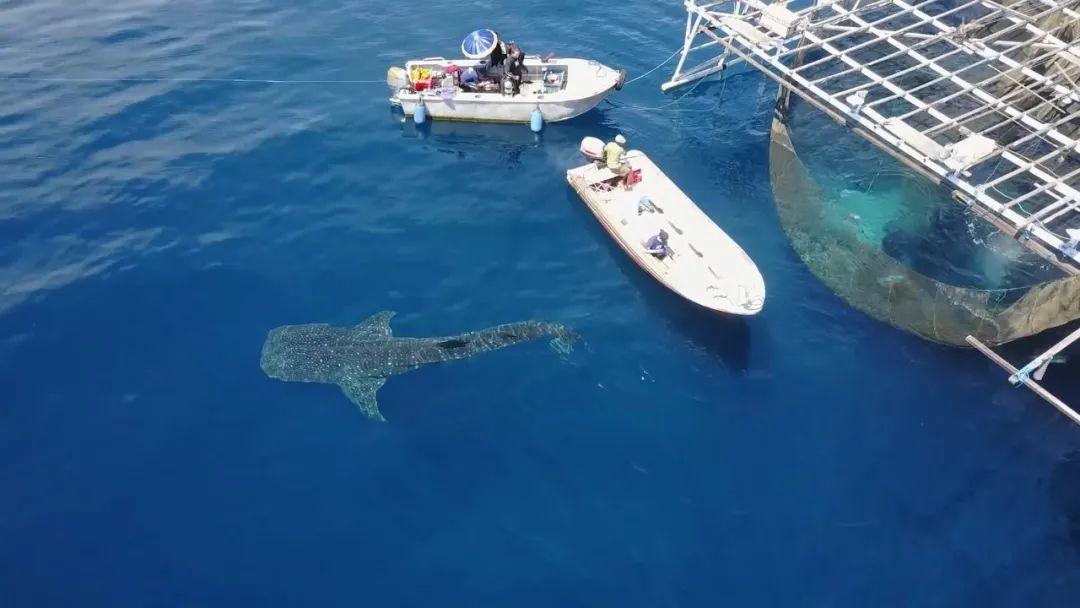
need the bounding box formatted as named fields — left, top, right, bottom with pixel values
left=339, top=376, right=388, bottom=422
left=354, top=311, right=395, bottom=337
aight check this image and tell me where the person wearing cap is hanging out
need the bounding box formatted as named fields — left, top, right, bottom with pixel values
left=604, top=134, right=631, bottom=189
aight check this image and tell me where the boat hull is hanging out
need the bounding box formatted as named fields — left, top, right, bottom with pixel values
left=394, top=89, right=611, bottom=123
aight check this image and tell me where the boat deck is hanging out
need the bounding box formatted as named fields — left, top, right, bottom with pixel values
left=567, top=151, right=766, bottom=314
left=402, top=57, right=617, bottom=101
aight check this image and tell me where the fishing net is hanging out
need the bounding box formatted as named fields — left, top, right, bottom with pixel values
left=770, top=110, right=1080, bottom=346
left=765, top=0, right=1080, bottom=347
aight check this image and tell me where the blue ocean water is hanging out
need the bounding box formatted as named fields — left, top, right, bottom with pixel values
left=3, top=1, right=1080, bottom=606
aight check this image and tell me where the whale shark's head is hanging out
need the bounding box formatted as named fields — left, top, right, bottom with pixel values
left=260, top=324, right=339, bottom=382
left=259, top=326, right=293, bottom=380
left=544, top=323, right=581, bottom=354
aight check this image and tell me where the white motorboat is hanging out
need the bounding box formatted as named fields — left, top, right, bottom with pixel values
left=567, top=138, right=766, bottom=315
left=389, top=30, right=624, bottom=124
left=388, top=56, right=625, bottom=124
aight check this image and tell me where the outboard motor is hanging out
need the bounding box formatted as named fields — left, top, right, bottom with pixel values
left=386, top=66, right=408, bottom=90
left=580, top=136, right=604, bottom=163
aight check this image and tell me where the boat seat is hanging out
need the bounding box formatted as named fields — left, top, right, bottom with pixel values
left=590, top=167, right=619, bottom=186
left=595, top=167, right=617, bottom=179
left=589, top=164, right=642, bottom=185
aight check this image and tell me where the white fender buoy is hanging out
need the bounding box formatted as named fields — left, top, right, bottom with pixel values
left=413, top=99, right=427, bottom=124
left=530, top=108, right=543, bottom=133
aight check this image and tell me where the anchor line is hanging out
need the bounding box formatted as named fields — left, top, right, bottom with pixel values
left=2, top=47, right=682, bottom=89
left=0, top=76, right=386, bottom=84
left=621, top=47, right=684, bottom=87
left=606, top=67, right=725, bottom=113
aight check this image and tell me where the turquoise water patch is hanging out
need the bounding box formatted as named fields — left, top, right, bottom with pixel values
left=785, top=98, right=1063, bottom=291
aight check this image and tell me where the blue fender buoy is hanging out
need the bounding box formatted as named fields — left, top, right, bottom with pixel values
left=530, top=108, right=543, bottom=133
left=413, top=99, right=427, bottom=124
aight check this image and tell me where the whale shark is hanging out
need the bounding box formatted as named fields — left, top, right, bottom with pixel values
left=260, top=311, right=578, bottom=421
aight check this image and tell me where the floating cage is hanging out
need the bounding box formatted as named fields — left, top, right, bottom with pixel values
left=664, top=0, right=1080, bottom=345
left=771, top=102, right=1080, bottom=346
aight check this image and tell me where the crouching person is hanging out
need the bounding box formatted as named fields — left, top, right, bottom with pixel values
left=643, top=229, right=671, bottom=260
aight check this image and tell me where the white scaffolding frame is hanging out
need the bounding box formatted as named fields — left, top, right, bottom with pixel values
left=664, top=0, right=1080, bottom=272
left=663, top=0, right=1080, bottom=423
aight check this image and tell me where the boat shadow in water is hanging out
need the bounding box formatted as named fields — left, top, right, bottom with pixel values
left=565, top=190, right=752, bottom=373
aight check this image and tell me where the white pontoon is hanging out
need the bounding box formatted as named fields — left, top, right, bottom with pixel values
left=567, top=140, right=765, bottom=315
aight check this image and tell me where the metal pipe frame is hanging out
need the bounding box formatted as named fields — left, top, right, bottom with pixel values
left=666, top=0, right=1080, bottom=270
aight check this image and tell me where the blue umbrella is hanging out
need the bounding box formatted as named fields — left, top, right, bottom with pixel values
left=461, top=29, right=498, bottom=59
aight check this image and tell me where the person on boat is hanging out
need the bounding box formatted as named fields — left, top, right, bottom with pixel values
left=483, top=33, right=508, bottom=74
left=461, top=66, right=480, bottom=90
left=644, top=230, right=670, bottom=259
left=503, top=43, right=525, bottom=94
left=604, top=134, right=631, bottom=189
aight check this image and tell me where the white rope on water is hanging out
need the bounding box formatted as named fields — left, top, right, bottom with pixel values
left=0, top=76, right=386, bottom=84
left=3, top=47, right=684, bottom=87
left=3, top=49, right=725, bottom=129
left=621, top=47, right=683, bottom=87
left=599, top=43, right=745, bottom=113
left=607, top=69, right=723, bottom=113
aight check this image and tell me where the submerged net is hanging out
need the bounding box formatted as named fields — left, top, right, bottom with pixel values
left=770, top=112, right=1080, bottom=346
left=766, top=0, right=1080, bottom=347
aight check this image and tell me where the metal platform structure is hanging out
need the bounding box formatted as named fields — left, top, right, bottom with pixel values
left=662, top=0, right=1080, bottom=423
left=664, top=0, right=1080, bottom=271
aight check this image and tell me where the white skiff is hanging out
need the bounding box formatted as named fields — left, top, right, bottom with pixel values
left=390, top=57, right=624, bottom=123
left=567, top=149, right=766, bottom=315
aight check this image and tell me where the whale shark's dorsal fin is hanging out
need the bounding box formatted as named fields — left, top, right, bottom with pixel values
left=339, top=376, right=387, bottom=421
left=354, top=310, right=395, bottom=337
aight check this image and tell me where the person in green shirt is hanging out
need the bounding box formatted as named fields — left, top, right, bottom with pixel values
left=603, top=134, right=631, bottom=190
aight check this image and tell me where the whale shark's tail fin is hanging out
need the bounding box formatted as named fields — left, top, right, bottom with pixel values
left=339, top=376, right=388, bottom=422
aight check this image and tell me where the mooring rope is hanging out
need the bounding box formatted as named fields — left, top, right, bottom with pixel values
left=606, top=67, right=725, bottom=113
left=0, top=76, right=386, bottom=84
left=3, top=46, right=685, bottom=88
left=621, top=47, right=683, bottom=87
